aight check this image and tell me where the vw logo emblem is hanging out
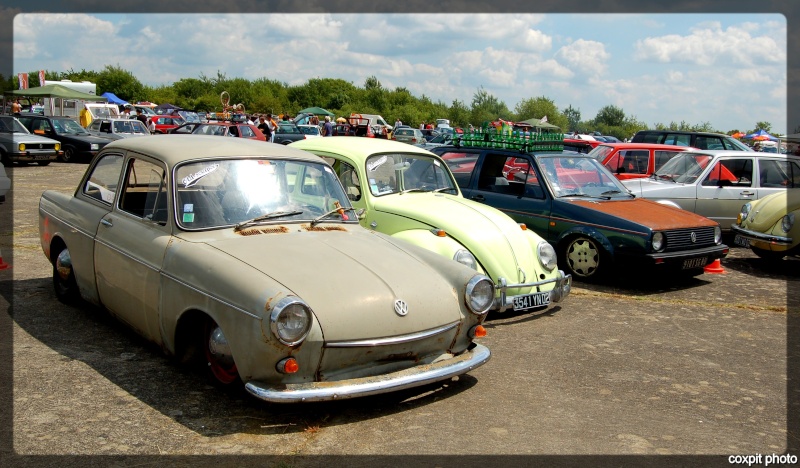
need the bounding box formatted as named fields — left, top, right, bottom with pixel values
left=394, top=299, right=408, bottom=316
left=690, top=232, right=697, bottom=243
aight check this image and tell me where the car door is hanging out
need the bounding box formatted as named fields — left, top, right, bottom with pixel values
left=695, top=156, right=756, bottom=228
left=756, top=156, right=800, bottom=196
left=94, top=154, right=171, bottom=341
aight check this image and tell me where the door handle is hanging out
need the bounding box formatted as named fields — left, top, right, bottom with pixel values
left=740, top=191, right=755, bottom=197
left=100, top=218, right=113, bottom=227
left=471, top=195, right=485, bottom=202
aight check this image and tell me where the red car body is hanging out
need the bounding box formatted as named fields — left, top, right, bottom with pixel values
left=149, top=115, right=186, bottom=134
left=190, top=122, right=267, bottom=141
left=589, top=142, right=694, bottom=180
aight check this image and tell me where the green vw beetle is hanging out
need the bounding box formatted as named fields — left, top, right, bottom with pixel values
left=732, top=190, right=800, bottom=260
left=292, top=137, right=571, bottom=313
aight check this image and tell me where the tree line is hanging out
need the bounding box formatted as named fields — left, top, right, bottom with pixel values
left=1, top=65, right=773, bottom=139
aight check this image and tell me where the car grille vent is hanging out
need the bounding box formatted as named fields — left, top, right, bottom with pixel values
left=664, top=227, right=716, bottom=251
left=302, top=225, right=347, bottom=232
left=236, top=226, right=289, bottom=236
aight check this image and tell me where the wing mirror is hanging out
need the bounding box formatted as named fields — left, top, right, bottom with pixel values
left=356, top=208, right=366, bottom=220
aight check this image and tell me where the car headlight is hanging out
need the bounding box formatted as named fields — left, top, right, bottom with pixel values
left=651, top=232, right=665, bottom=252
left=537, top=242, right=557, bottom=271
left=782, top=213, right=795, bottom=232
left=453, top=249, right=478, bottom=270
left=270, top=297, right=313, bottom=346
left=54, top=143, right=61, bottom=151
left=738, top=203, right=752, bottom=225
left=714, top=225, right=722, bottom=244
left=464, top=275, right=495, bottom=315
left=90, top=143, right=99, bottom=150
left=18, top=143, right=26, bottom=152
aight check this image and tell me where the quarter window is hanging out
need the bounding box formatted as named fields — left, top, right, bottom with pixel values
left=758, top=159, right=800, bottom=188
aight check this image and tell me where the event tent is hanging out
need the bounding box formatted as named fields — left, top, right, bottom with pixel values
left=5, top=83, right=107, bottom=101
left=519, top=117, right=561, bottom=131
left=298, top=106, right=335, bottom=117
left=744, top=129, right=779, bottom=141
left=101, top=92, right=128, bottom=105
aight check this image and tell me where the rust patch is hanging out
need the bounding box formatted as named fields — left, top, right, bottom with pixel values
left=570, top=199, right=718, bottom=230
left=302, top=224, right=347, bottom=232
left=236, top=226, right=290, bottom=236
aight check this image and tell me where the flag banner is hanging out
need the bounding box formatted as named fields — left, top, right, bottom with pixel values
left=18, top=73, right=28, bottom=89
left=39, top=70, right=46, bottom=86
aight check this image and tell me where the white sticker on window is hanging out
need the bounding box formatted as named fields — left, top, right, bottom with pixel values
left=184, top=203, right=194, bottom=213
left=182, top=164, right=219, bottom=188
left=367, top=155, right=388, bottom=172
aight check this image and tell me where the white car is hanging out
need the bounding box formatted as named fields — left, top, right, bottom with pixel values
left=623, top=150, right=800, bottom=230
left=0, top=115, right=62, bottom=166
left=297, top=124, right=322, bottom=139
left=0, top=164, right=10, bottom=203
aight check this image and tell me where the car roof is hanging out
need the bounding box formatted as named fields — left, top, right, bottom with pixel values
left=596, top=142, right=692, bottom=150
left=677, top=150, right=800, bottom=160
left=104, top=134, right=322, bottom=167
left=291, top=135, right=435, bottom=163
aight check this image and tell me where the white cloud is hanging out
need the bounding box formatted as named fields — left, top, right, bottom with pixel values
left=554, top=39, right=610, bottom=77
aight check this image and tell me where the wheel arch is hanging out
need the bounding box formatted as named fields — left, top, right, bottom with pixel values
left=555, top=226, right=615, bottom=260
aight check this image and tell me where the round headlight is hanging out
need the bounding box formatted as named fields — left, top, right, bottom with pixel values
left=738, top=203, right=752, bottom=225
left=652, top=232, right=665, bottom=252
left=54, top=143, right=61, bottom=151
left=782, top=213, right=795, bottom=233
left=465, top=275, right=495, bottom=315
left=90, top=143, right=99, bottom=150
left=19, top=143, right=26, bottom=152
left=537, top=242, right=557, bottom=271
left=453, top=249, right=478, bottom=270
left=270, top=297, right=312, bottom=346
left=714, top=225, right=722, bottom=244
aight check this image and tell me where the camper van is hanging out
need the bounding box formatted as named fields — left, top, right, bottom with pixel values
left=44, top=80, right=119, bottom=123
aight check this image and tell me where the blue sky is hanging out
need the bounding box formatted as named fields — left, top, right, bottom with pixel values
left=11, top=13, right=788, bottom=134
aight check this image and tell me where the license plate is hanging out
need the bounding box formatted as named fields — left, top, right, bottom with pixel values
left=734, top=234, right=750, bottom=247
left=512, top=291, right=551, bottom=311
left=682, top=257, right=707, bottom=269
left=33, top=155, right=51, bottom=160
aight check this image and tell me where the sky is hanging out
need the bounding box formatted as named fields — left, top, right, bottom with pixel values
left=11, top=12, right=788, bottom=134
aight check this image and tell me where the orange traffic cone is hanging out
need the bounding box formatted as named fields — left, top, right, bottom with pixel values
left=0, top=249, right=9, bottom=270
left=704, top=258, right=724, bottom=274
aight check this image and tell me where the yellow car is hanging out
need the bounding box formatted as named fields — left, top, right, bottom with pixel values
left=731, top=190, right=800, bottom=260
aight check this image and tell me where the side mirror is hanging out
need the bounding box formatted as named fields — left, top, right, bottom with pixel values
left=356, top=208, right=366, bottom=220
left=34, top=129, right=45, bottom=135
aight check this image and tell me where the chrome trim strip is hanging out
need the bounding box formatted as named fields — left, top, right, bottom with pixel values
left=730, top=224, right=792, bottom=245
left=325, top=321, right=460, bottom=348
left=493, top=270, right=572, bottom=312
left=244, top=343, right=490, bottom=403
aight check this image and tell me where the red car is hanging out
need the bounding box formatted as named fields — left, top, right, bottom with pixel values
left=149, top=115, right=186, bottom=134
left=588, top=142, right=694, bottom=180
left=188, top=122, right=266, bottom=141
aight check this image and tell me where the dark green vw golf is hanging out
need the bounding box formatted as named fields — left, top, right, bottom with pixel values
left=431, top=138, right=729, bottom=281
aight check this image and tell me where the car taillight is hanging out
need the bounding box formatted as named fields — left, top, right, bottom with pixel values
left=411, top=138, right=417, bottom=143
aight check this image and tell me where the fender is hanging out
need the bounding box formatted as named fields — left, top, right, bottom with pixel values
left=655, top=199, right=682, bottom=210
left=390, top=229, right=484, bottom=273
left=555, top=225, right=615, bottom=259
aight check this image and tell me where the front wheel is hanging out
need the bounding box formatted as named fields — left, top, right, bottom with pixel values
left=203, top=318, right=240, bottom=386
left=560, top=236, right=605, bottom=280
left=52, top=246, right=80, bottom=304
left=60, top=147, right=75, bottom=163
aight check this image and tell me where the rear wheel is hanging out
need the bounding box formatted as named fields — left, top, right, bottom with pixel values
left=203, top=318, right=240, bottom=386
left=561, top=236, right=605, bottom=280
left=52, top=246, right=80, bottom=304
left=60, top=147, right=75, bottom=163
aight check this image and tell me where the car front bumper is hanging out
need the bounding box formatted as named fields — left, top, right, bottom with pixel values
left=10, top=150, right=60, bottom=163
left=730, top=224, right=792, bottom=246
left=642, top=244, right=729, bottom=269
left=243, top=343, right=490, bottom=403
left=493, top=270, right=572, bottom=312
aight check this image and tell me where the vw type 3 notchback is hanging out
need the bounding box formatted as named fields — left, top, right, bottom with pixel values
left=291, top=137, right=571, bottom=313
left=38, top=135, right=494, bottom=403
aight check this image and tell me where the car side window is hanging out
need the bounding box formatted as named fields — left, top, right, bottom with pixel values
left=476, top=154, right=527, bottom=197
left=617, top=150, right=649, bottom=174
left=654, top=151, right=680, bottom=172
left=241, top=126, right=255, bottom=138
left=695, top=136, right=724, bottom=150
left=334, top=160, right=361, bottom=202
left=701, top=158, right=752, bottom=187
left=759, top=159, right=800, bottom=188
left=119, top=158, right=168, bottom=224
left=663, top=134, right=691, bottom=147
left=441, top=151, right=477, bottom=188
left=83, top=154, right=125, bottom=204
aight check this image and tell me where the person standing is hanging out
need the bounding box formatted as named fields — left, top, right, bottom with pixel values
left=257, top=115, right=273, bottom=142
left=135, top=109, right=148, bottom=126
left=11, top=99, right=22, bottom=115
left=322, top=116, right=334, bottom=137
left=265, top=113, right=278, bottom=142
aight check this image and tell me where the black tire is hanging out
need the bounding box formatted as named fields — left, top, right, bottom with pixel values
left=560, top=236, right=605, bottom=281
left=52, top=246, right=80, bottom=304
left=751, top=247, right=786, bottom=261
left=60, top=147, right=75, bottom=163
left=203, top=317, right=241, bottom=387
left=37, top=161, right=51, bottom=166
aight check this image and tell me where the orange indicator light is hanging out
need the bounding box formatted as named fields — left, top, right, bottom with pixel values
left=519, top=224, right=527, bottom=230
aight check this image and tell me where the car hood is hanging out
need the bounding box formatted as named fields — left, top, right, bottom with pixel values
left=567, top=198, right=718, bottom=230
left=56, top=133, right=112, bottom=145
left=0, top=133, right=60, bottom=145
left=204, top=228, right=467, bottom=341
left=373, top=192, right=539, bottom=282
left=744, top=191, right=800, bottom=231
left=623, top=177, right=690, bottom=197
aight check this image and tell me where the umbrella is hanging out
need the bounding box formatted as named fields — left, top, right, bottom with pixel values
left=336, top=117, right=347, bottom=124
left=298, top=106, right=334, bottom=117
left=744, top=129, right=779, bottom=141
left=731, top=132, right=745, bottom=138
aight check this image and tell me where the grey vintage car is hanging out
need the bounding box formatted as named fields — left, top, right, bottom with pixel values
left=86, top=118, right=150, bottom=140
left=0, top=115, right=62, bottom=166
left=38, top=135, right=493, bottom=403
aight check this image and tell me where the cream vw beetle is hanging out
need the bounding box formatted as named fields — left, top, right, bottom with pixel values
left=38, top=135, right=493, bottom=403
left=292, top=137, right=571, bottom=313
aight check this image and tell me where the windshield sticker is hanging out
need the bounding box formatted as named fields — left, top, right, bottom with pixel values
left=183, top=203, right=193, bottom=213
left=183, top=212, right=195, bottom=223
left=367, top=155, right=388, bottom=172
left=182, top=164, right=219, bottom=188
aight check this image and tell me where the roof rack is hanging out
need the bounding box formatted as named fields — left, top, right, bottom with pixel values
left=453, top=126, right=565, bottom=153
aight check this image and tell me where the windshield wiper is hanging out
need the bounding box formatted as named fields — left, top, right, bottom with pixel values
left=234, top=210, right=303, bottom=231
left=432, top=187, right=458, bottom=193
left=309, top=206, right=352, bottom=227
left=558, top=193, right=594, bottom=198
left=399, top=188, right=428, bottom=194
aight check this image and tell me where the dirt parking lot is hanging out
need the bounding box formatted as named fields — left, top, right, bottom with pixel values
left=0, top=161, right=797, bottom=467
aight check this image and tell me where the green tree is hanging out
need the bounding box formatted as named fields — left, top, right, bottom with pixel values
left=593, top=105, right=626, bottom=127
left=470, top=86, right=510, bottom=126
left=513, top=96, right=567, bottom=130
left=562, top=105, right=581, bottom=132
left=95, top=65, right=145, bottom=102
left=754, top=121, right=772, bottom=133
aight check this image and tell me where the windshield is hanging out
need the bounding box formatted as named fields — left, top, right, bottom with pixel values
left=538, top=155, right=631, bottom=198
left=298, top=126, right=320, bottom=135
left=587, top=145, right=614, bottom=162
left=653, top=152, right=714, bottom=184
left=113, top=120, right=149, bottom=134
left=178, top=111, right=201, bottom=123
left=88, top=105, right=118, bottom=119
left=174, top=158, right=356, bottom=230
left=278, top=124, right=301, bottom=134
left=193, top=124, right=227, bottom=136
left=365, top=153, right=458, bottom=196
left=0, top=116, right=30, bottom=134
left=53, top=118, right=91, bottom=135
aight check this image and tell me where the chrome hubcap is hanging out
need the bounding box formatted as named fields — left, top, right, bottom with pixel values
left=56, top=249, right=72, bottom=281
left=567, top=239, right=599, bottom=277
left=207, top=326, right=235, bottom=368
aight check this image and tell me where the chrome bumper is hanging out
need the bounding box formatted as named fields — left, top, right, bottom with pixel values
left=493, top=269, right=572, bottom=312
left=730, top=224, right=792, bottom=246
left=244, top=343, right=490, bottom=403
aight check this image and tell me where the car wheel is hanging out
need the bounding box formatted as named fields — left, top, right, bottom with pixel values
left=561, top=236, right=605, bottom=280
left=37, top=161, right=51, bottom=166
left=203, top=318, right=240, bottom=386
left=751, top=247, right=786, bottom=261
left=60, top=147, right=75, bottom=163
left=52, top=246, right=80, bottom=304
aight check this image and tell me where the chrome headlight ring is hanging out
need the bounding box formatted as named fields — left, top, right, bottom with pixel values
left=453, top=249, right=478, bottom=270
left=537, top=242, right=557, bottom=271
left=269, top=297, right=313, bottom=346
left=714, top=225, right=722, bottom=244
left=738, top=203, right=751, bottom=225
left=464, top=275, right=495, bottom=315
left=782, top=213, right=795, bottom=233
left=651, top=232, right=665, bottom=252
